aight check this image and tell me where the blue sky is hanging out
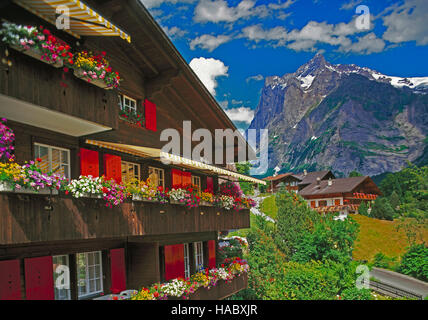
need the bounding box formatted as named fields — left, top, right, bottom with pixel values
left=140, top=0, right=428, bottom=130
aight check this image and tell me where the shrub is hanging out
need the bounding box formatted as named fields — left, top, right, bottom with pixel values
left=341, top=287, right=372, bottom=300
left=397, top=244, right=428, bottom=281
left=372, top=252, right=397, bottom=270
left=371, top=197, right=395, bottom=221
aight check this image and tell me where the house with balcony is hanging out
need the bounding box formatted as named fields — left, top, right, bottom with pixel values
left=0, top=0, right=264, bottom=300
left=299, top=176, right=382, bottom=218
left=263, top=173, right=300, bottom=193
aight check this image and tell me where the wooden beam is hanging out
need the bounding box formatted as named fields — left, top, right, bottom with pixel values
left=145, top=69, right=180, bottom=98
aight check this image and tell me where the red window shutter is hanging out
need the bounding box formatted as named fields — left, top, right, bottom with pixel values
left=171, top=169, right=183, bottom=189
left=208, top=240, right=216, bottom=269
left=0, top=259, right=21, bottom=300
left=24, top=256, right=54, bottom=300
left=164, top=244, right=184, bottom=281
left=206, top=177, right=214, bottom=193
left=182, top=171, right=191, bottom=188
left=104, top=154, right=122, bottom=183
left=80, top=148, right=99, bottom=177
left=110, top=248, right=126, bottom=294
left=144, top=99, right=157, bottom=131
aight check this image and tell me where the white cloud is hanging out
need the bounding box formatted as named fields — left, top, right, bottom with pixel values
left=224, top=107, right=255, bottom=124
left=340, top=0, right=363, bottom=11
left=189, top=57, right=229, bottom=96
left=162, top=26, right=188, bottom=39
left=240, top=24, right=287, bottom=44
left=340, top=32, right=386, bottom=54
left=382, top=0, right=428, bottom=46
left=190, top=34, right=232, bottom=52
left=246, top=74, right=264, bottom=83
left=194, top=0, right=294, bottom=24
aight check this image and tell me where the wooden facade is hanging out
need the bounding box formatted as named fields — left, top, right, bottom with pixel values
left=0, top=0, right=252, bottom=300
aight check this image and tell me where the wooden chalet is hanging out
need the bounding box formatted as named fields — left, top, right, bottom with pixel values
left=263, top=173, right=300, bottom=193
left=293, top=170, right=336, bottom=191
left=0, top=0, right=264, bottom=300
left=299, top=176, right=382, bottom=215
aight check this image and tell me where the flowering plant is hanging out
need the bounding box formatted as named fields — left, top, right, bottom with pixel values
left=219, top=181, right=242, bottom=198
left=168, top=186, right=200, bottom=208
left=73, top=50, right=120, bottom=88
left=200, top=190, right=214, bottom=203
left=102, top=179, right=126, bottom=208
left=119, top=107, right=144, bottom=127
left=20, top=159, right=68, bottom=192
left=0, top=118, right=15, bottom=161
left=0, top=160, right=25, bottom=189
left=0, top=22, right=73, bottom=66
left=66, top=175, right=104, bottom=198
left=131, top=260, right=250, bottom=300
left=216, top=195, right=235, bottom=210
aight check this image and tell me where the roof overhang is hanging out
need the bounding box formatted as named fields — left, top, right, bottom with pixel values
left=85, top=139, right=266, bottom=185
left=14, top=0, right=131, bottom=42
left=0, top=94, right=111, bottom=136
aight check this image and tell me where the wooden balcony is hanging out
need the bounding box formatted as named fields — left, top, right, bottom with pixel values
left=0, top=193, right=250, bottom=246
left=188, top=273, right=248, bottom=300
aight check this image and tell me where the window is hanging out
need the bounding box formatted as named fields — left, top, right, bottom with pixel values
left=191, top=175, right=201, bottom=195
left=148, top=167, right=164, bottom=188
left=76, top=251, right=103, bottom=298
left=183, top=243, right=190, bottom=279
left=53, top=255, right=71, bottom=300
left=335, top=199, right=341, bottom=206
left=121, top=161, right=140, bottom=183
left=319, top=200, right=327, bottom=207
left=310, top=201, right=316, bottom=208
left=34, top=143, right=71, bottom=178
left=194, top=242, right=204, bottom=272
left=120, top=95, right=137, bottom=113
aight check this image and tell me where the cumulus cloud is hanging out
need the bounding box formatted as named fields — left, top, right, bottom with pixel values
left=240, top=16, right=386, bottom=55
left=382, top=0, right=428, bottom=46
left=246, top=74, right=264, bottom=83
left=223, top=107, right=255, bottom=124
left=190, top=34, right=232, bottom=52
left=162, top=26, right=188, bottom=39
left=194, top=0, right=294, bottom=24
left=189, top=57, right=229, bottom=96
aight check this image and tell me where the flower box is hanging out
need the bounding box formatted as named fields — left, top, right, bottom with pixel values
left=10, top=44, right=63, bottom=68
left=132, top=194, right=157, bottom=202
left=170, top=199, right=185, bottom=206
left=16, top=187, right=59, bottom=195
left=73, top=68, right=113, bottom=90
left=82, top=192, right=103, bottom=199
left=0, top=181, right=14, bottom=192
left=200, top=200, right=213, bottom=207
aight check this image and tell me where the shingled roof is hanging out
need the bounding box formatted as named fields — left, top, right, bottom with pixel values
left=293, top=170, right=335, bottom=186
left=263, top=173, right=295, bottom=182
left=299, top=176, right=382, bottom=197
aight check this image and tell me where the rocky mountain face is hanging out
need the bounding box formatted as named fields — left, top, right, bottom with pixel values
left=248, top=54, right=428, bottom=177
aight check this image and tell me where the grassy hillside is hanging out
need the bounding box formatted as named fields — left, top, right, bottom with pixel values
left=260, top=195, right=278, bottom=219
left=352, top=215, right=428, bottom=262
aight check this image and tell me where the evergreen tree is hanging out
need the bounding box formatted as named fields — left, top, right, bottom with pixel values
left=349, top=170, right=363, bottom=177
left=371, top=197, right=395, bottom=221
left=358, top=201, right=368, bottom=216
left=389, top=190, right=401, bottom=211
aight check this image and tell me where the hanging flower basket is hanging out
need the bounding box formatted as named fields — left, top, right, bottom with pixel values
left=73, top=68, right=113, bottom=89
left=10, top=44, right=64, bottom=68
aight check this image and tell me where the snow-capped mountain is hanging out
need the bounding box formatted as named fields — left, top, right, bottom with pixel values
left=248, top=54, right=428, bottom=177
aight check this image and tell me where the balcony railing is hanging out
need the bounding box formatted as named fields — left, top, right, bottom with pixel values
left=0, top=193, right=250, bottom=245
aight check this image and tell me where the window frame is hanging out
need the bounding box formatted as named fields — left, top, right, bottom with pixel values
left=121, top=94, right=137, bottom=113
left=148, top=166, right=165, bottom=188
left=193, top=242, right=204, bottom=272
left=183, top=243, right=190, bottom=279
left=76, top=251, right=104, bottom=299
left=121, top=160, right=140, bottom=183
left=34, top=142, right=71, bottom=178
left=191, top=175, right=201, bottom=195
left=52, top=254, right=71, bottom=300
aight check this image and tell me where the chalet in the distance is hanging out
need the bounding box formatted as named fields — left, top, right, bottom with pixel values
left=263, top=170, right=335, bottom=193
left=0, top=0, right=265, bottom=300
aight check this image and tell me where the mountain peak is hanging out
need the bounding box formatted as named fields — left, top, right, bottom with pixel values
left=297, top=53, right=328, bottom=77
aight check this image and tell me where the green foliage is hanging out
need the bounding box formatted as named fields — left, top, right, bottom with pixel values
left=371, top=197, right=395, bottom=221
left=397, top=244, right=428, bottom=281
left=274, top=189, right=319, bottom=256
left=389, top=191, right=400, bottom=211
left=372, top=252, right=398, bottom=270
left=341, top=287, right=372, bottom=300
left=358, top=201, right=369, bottom=216
left=217, top=238, right=244, bottom=263
left=291, top=215, right=359, bottom=264
left=349, top=170, right=363, bottom=177
left=236, top=162, right=254, bottom=195
left=396, top=216, right=428, bottom=247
